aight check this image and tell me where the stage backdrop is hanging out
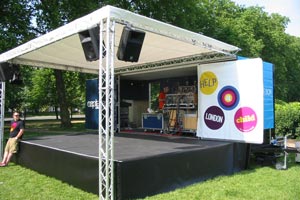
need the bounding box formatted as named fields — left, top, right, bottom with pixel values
left=197, top=58, right=264, bottom=144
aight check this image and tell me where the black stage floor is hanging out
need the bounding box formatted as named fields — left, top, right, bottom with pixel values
left=14, top=132, right=248, bottom=199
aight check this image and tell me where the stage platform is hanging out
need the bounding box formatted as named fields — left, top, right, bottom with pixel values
left=13, top=132, right=248, bottom=199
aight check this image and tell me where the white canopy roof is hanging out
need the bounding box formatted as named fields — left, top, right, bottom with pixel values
left=0, top=5, right=240, bottom=80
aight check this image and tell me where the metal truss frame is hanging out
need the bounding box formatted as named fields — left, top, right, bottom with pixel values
left=115, top=52, right=237, bottom=76
left=0, top=82, right=5, bottom=160
left=98, top=18, right=115, bottom=200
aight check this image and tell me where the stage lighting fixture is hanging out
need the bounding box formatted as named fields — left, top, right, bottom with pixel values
left=79, top=26, right=106, bottom=62
left=117, top=26, right=145, bottom=62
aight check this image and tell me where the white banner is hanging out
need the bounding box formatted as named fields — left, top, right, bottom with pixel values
left=197, top=58, right=264, bottom=144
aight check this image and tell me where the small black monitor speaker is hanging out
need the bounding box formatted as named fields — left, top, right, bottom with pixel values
left=79, top=26, right=106, bottom=62
left=0, top=62, right=14, bottom=82
left=117, top=27, right=145, bottom=62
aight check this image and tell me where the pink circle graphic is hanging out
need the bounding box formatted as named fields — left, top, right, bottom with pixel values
left=234, top=107, right=257, bottom=132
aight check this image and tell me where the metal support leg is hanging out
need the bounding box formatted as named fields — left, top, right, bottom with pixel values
left=99, top=18, right=115, bottom=200
left=0, top=82, right=5, bottom=160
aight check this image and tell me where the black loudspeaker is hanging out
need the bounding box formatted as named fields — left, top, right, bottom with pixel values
left=0, top=62, right=14, bottom=82
left=79, top=26, right=106, bottom=62
left=117, top=27, right=145, bottom=62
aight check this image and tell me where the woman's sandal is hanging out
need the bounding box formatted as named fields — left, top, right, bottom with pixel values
left=0, top=162, right=6, bottom=167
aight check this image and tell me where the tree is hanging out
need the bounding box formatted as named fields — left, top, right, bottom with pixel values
left=208, top=4, right=297, bottom=101
left=0, top=0, right=35, bottom=114
left=0, top=0, right=35, bottom=52
left=284, top=36, right=300, bottom=102
left=30, top=0, right=101, bottom=127
left=102, top=0, right=204, bottom=32
left=26, top=68, right=57, bottom=113
left=33, top=0, right=70, bottom=126
left=64, top=72, right=92, bottom=116
left=32, top=1, right=78, bottom=127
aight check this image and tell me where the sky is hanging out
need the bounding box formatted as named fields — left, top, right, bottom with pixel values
left=231, top=0, right=300, bottom=37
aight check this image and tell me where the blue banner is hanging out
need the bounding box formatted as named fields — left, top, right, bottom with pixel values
left=85, top=79, right=99, bottom=129
left=262, top=61, right=274, bottom=129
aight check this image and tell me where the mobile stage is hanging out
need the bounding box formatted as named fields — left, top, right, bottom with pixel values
left=0, top=5, right=272, bottom=200
left=14, top=132, right=248, bottom=199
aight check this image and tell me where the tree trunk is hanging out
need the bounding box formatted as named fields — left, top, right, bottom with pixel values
left=54, top=69, right=71, bottom=128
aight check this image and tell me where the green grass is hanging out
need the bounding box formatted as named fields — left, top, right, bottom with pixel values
left=2, top=119, right=300, bottom=199
left=140, top=163, right=300, bottom=200
left=0, top=163, right=98, bottom=200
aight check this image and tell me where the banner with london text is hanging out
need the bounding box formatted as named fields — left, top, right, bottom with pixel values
left=197, top=58, right=264, bottom=144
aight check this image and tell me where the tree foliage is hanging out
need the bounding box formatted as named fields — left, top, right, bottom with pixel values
left=0, top=0, right=33, bottom=113
left=0, top=0, right=35, bottom=52
left=27, top=68, right=57, bottom=111
left=275, top=101, right=300, bottom=136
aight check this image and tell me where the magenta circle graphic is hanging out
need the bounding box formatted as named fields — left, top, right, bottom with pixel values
left=218, top=86, right=240, bottom=110
left=234, top=107, right=257, bottom=132
left=204, top=106, right=225, bottom=130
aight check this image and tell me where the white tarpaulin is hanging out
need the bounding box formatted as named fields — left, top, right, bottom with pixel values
left=197, top=58, right=264, bottom=144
